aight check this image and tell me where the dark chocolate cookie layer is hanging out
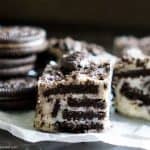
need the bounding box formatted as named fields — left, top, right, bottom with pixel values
left=0, top=26, right=46, bottom=43
left=67, top=97, right=106, bottom=109
left=114, top=69, right=150, bottom=78
left=0, top=55, right=36, bottom=68
left=0, top=97, right=36, bottom=110
left=43, top=84, right=99, bottom=96
left=62, top=109, right=106, bottom=120
left=120, top=82, right=150, bottom=106
left=54, top=121, right=104, bottom=133
left=0, top=40, right=48, bottom=56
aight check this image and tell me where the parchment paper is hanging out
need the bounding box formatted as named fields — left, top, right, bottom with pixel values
left=0, top=54, right=149, bottom=149
left=0, top=108, right=149, bottom=150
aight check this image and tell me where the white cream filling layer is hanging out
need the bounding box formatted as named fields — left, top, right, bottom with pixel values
left=116, top=95, right=150, bottom=121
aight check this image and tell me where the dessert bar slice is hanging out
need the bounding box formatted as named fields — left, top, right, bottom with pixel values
left=48, top=37, right=105, bottom=60
left=34, top=52, right=111, bottom=133
left=113, top=36, right=138, bottom=56
left=114, top=48, right=150, bottom=120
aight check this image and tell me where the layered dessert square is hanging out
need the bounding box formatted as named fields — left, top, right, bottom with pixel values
left=113, top=36, right=150, bottom=56
left=114, top=48, right=150, bottom=120
left=34, top=52, right=111, bottom=133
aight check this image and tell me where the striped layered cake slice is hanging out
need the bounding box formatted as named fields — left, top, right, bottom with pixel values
left=114, top=48, right=150, bottom=120
left=34, top=52, right=111, bottom=133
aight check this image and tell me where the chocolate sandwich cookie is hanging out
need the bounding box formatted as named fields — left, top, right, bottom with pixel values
left=0, top=54, right=36, bottom=68
left=0, top=64, right=34, bottom=77
left=0, top=77, right=37, bottom=109
left=0, top=26, right=48, bottom=56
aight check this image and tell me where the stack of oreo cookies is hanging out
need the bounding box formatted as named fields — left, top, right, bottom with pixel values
left=0, top=26, right=47, bottom=109
left=0, top=26, right=47, bottom=77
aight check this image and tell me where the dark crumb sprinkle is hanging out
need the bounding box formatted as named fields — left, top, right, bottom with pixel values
left=47, top=98, right=52, bottom=102
left=104, top=83, right=107, bottom=89
left=136, top=59, right=145, bottom=67
left=40, top=121, right=45, bottom=127
left=115, top=109, right=119, bottom=113
left=51, top=99, right=60, bottom=118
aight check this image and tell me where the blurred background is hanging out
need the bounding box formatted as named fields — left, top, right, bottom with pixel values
left=0, top=0, right=150, bottom=48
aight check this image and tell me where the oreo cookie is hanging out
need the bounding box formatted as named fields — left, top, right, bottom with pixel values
left=0, top=64, right=34, bottom=77
left=0, top=26, right=45, bottom=42
left=0, top=26, right=48, bottom=77
left=0, top=77, right=37, bottom=109
left=0, top=26, right=48, bottom=56
left=0, top=54, right=36, bottom=68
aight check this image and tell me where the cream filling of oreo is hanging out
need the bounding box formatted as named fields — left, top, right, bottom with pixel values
left=0, top=38, right=46, bottom=48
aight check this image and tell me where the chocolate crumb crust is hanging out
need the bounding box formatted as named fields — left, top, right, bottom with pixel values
left=54, top=121, right=104, bottom=133
left=120, top=82, right=150, bottom=105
